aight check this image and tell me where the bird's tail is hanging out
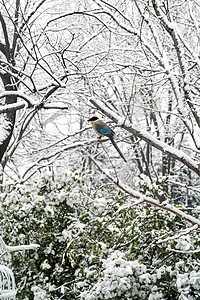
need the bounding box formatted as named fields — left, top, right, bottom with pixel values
left=110, top=138, right=127, bottom=162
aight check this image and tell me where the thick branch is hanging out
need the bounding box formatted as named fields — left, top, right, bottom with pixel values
left=0, top=101, right=25, bottom=113
left=0, top=12, right=10, bottom=60
left=0, top=91, right=38, bottom=106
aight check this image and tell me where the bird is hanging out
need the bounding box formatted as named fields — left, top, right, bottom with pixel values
left=88, top=116, right=127, bottom=162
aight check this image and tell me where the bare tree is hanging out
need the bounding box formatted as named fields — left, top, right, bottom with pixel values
left=0, top=0, right=199, bottom=209
left=0, top=0, right=70, bottom=183
left=82, top=0, right=200, bottom=182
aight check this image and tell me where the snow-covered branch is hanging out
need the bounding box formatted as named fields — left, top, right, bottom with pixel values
left=168, top=180, right=200, bottom=194
left=156, top=225, right=198, bottom=244
left=118, top=182, right=200, bottom=227
left=0, top=237, right=40, bottom=254
left=168, top=248, right=200, bottom=254
left=0, top=91, right=38, bottom=107
left=0, top=101, right=26, bottom=113
left=87, top=152, right=200, bottom=227
left=90, top=97, right=200, bottom=176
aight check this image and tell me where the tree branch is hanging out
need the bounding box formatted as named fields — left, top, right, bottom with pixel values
left=0, top=91, right=38, bottom=107
left=0, top=101, right=25, bottom=113
left=0, top=237, right=40, bottom=255
left=0, top=12, right=10, bottom=60
left=87, top=152, right=200, bottom=227
left=90, top=97, right=200, bottom=176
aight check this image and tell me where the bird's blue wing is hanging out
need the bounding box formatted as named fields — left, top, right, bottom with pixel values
left=95, top=125, right=114, bottom=137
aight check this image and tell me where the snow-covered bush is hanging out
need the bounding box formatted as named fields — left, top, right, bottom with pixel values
left=0, top=170, right=91, bottom=299
left=79, top=250, right=160, bottom=300
left=0, top=170, right=200, bottom=299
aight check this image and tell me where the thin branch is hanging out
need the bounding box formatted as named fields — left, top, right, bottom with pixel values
left=168, top=180, right=200, bottom=194
left=156, top=224, right=198, bottom=244
left=20, top=138, right=98, bottom=183
left=168, top=248, right=200, bottom=254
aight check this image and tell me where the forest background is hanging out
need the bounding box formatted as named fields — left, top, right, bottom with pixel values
left=0, top=0, right=200, bottom=299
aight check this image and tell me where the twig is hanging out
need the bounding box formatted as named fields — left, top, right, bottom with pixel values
left=168, top=180, right=200, bottom=194
left=155, top=224, right=198, bottom=244
left=168, top=248, right=200, bottom=254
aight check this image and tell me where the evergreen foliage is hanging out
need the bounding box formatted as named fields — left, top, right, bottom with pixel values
left=1, top=171, right=200, bottom=299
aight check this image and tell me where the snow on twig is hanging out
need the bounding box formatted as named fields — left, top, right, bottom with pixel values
left=0, top=237, right=40, bottom=254
left=156, top=225, right=198, bottom=244
left=21, top=138, right=98, bottom=182
left=118, top=183, right=200, bottom=226
left=168, top=180, right=200, bottom=194
left=168, top=248, right=200, bottom=254
left=112, top=198, right=145, bottom=217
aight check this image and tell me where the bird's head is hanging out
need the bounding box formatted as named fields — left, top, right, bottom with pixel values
left=88, top=116, right=99, bottom=122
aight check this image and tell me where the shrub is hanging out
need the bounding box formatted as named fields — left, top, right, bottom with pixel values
left=0, top=171, right=200, bottom=299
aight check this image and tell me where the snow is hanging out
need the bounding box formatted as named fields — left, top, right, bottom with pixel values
left=117, top=117, right=125, bottom=126
left=0, top=291, right=16, bottom=297
left=1, top=2, right=200, bottom=299
left=116, top=178, right=200, bottom=227
left=190, top=271, right=200, bottom=289
left=193, top=125, right=200, bottom=149
left=176, top=238, right=192, bottom=251
left=44, top=205, right=54, bottom=217
left=0, top=101, right=25, bottom=113
left=41, top=260, right=51, bottom=270
left=62, top=229, right=68, bottom=240
left=176, top=273, right=190, bottom=292
left=148, top=289, right=163, bottom=300
left=31, top=286, right=50, bottom=300
left=140, top=273, right=151, bottom=284
left=0, top=237, right=40, bottom=252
